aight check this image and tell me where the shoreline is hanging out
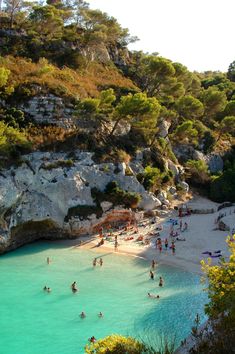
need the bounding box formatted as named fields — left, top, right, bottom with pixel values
left=66, top=195, right=234, bottom=275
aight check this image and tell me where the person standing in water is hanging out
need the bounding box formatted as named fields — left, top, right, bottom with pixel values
left=151, top=260, right=157, bottom=269
left=47, top=257, right=51, bottom=264
left=71, top=281, right=78, bottom=292
left=80, top=311, right=86, bottom=318
left=99, top=258, right=103, bottom=266
left=150, top=270, right=154, bottom=280
left=93, top=258, right=97, bottom=267
left=159, top=276, right=164, bottom=287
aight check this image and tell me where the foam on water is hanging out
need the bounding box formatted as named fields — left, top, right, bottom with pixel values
left=0, top=241, right=207, bottom=354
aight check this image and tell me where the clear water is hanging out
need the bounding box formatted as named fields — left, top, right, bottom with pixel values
left=0, top=241, right=207, bottom=354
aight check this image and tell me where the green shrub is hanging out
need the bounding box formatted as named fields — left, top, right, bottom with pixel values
left=185, top=159, right=210, bottom=186
left=92, top=181, right=141, bottom=209
left=64, top=205, right=103, bottom=222
left=137, top=166, right=161, bottom=191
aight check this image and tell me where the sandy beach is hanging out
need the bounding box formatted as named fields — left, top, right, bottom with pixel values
left=76, top=195, right=235, bottom=274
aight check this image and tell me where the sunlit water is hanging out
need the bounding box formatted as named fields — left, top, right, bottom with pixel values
left=0, top=241, right=207, bottom=354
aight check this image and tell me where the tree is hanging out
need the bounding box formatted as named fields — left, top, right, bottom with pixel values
left=3, top=0, right=23, bottom=27
left=29, top=5, right=64, bottom=42
left=227, top=60, right=235, bottom=82
left=200, top=87, right=227, bottom=121
left=223, top=100, right=235, bottom=117
left=111, top=92, right=161, bottom=141
left=175, top=95, right=204, bottom=119
left=173, top=120, right=198, bottom=144
left=217, top=115, right=235, bottom=142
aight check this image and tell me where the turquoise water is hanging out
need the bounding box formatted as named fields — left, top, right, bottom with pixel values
left=0, top=241, right=207, bottom=354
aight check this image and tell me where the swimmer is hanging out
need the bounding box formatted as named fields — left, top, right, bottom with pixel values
left=71, top=281, right=78, bottom=292
left=47, top=287, right=51, bottom=293
left=150, top=270, right=154, bottom=280
left=159, top=276, right=163, bottom=287
left=148, top=293, right=160, bottom=299
left=89, top=336, right=96, bottom=343
left=80, top=311, right=86, bottom=318
left=98, top=312, right=103, bottom=318
left=43, top=286, right=47, bottom=291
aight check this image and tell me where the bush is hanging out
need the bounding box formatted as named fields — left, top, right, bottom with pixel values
left=185, top=160, right=210, bottom=186
left=85, top=334, right=147, bottom=354
left=137, top=166, right=162, bottom=191
left=64, top=205, right=103, bottom=222
left=92, top=182, right=141, bottom=209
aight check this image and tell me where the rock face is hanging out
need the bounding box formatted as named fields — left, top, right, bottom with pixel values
left=157, top=118, right=171, bottom=138
left=205, top=154, right=223, bottom=173
left=0, top=150, right=162, bottom=253
left=21, top=94, right=75, bottom=129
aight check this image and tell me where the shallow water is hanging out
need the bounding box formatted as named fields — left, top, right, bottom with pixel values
left=0, top=241, right=207, bottom=354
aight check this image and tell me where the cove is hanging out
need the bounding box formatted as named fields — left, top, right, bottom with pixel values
left=0, top=241, right=207, bottom=354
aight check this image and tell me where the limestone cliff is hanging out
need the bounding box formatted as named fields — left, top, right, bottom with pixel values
left=0, top=150, right=162, bottom=254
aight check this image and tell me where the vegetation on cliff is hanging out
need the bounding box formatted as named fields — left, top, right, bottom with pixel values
left=0, top=0, right=235, bottom=201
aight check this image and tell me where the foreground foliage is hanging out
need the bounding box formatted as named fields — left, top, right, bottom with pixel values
left=190, top=236, right=235, bottom=353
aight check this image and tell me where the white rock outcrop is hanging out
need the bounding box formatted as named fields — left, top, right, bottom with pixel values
left=0, top=150, right=162, bottom=252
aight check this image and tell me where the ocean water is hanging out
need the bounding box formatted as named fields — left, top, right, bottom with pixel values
left=0, top=241, right=207, bottom=354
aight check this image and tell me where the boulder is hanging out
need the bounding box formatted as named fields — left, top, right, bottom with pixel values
left=100, top=201, right=113, bottom=212
left=157, top=119, right=171, bottom=138
left=178, top=181, right=189, bottom=192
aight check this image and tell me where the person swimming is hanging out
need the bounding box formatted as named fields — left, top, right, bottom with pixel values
left=43, top=286, right=47, bottom=291
left=98, top=312, right=103, bottom=318
left=148, top=293, right=160, bottom=299
left=47, top=287, right=51, bottom=293
left=80, top=311, right=86, bottom=318
left=89, top=336, right=96, bottom=343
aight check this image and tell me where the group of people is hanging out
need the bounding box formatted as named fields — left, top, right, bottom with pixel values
left=43, top=281, right=79, bottom=293
left=148, top=260, right=163, bottom=298
left=156, top=237, right=176, bottom=254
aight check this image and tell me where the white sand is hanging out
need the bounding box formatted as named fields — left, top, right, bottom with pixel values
left=77, top=195, right=235, bottom=274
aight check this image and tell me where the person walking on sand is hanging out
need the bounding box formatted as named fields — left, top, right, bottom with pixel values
left=165, top=238, right=168, bottom=250
left=114, top=239, right=118, bottom=251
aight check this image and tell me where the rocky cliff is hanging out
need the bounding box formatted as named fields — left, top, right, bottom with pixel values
left=0, top=150, right=166, bottom=254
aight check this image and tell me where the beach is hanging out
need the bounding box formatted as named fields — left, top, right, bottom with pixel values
left=77, top=195, right=235, bottom=274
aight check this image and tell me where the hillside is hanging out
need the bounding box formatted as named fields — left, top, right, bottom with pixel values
left=0, top=0, right=235, bottom=206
